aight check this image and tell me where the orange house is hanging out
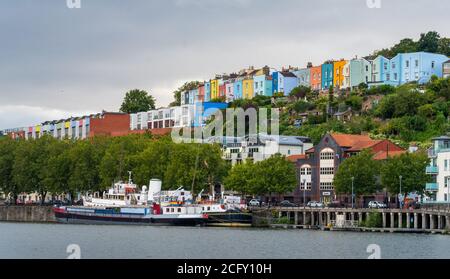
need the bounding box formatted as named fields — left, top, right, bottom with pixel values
left=333, top=60, right=348, bottom=89
left=310, top=66, right=322, bottom=91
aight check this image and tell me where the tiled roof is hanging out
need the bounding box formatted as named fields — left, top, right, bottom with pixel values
left=330, top=133, right=376, bottom=148
left=287, top=154, right=306, bottom=162
left=373, top=150, right=406, bottom=160
left=346, top=140, right=382, bottom=152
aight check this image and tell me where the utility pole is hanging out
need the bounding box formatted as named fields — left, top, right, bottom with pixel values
left=351, top=176, right=355, bottom=209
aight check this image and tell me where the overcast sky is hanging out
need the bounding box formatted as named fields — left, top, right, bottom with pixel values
left=0, top=0, right=449, bottom=130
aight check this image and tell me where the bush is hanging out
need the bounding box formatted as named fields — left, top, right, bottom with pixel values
left=362, top=212, right=383, bottom=228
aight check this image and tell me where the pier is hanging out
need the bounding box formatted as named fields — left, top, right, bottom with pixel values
left=253, top=207, right=450, bottom=234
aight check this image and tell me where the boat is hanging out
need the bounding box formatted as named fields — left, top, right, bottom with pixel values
left=52, top=174, right=207, bottom=226
left=196, top=194, right=253, bottom=227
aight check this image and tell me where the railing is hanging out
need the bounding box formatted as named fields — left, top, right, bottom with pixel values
left=426, top=166, right=438, bottom=174
left=426, top=183, right=439, bottom=191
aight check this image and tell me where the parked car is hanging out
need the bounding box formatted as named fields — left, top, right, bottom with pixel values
left=368, top=201, right=387, bottom=209
left=279, top=200, right=297, bottom=207
left=248, top=199, right=261, bottom=207
left=307, top=201, right=324, bottom=208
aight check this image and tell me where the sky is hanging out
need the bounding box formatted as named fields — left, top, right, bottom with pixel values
left=0, top=0, right=449, bottom=130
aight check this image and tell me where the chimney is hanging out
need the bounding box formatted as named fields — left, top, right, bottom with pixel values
left=307, top=62, right=313, bottom=68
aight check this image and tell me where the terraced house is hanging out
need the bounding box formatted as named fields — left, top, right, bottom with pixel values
left=425, top=136, right=450, bottom=203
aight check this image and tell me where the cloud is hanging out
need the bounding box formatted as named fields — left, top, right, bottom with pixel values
left=0, top=0, right=449, bottom=130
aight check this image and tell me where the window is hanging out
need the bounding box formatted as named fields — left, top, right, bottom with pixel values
left=431, top=61, right=435, bottom=69
left=392, top=62, right=396, bottom=69
left=300, top=168, right=312, bottom=175
left=300, top=182, right=312, bottom=190
left=320, top=182, right=334, bottom=190
left=366, top=65, right=369, bottom=72
left=394, top=73, right=398, bottom=80
left=320, top=167, right=334, bottom=175
left=386, top=73, right=390, bottom=81
left=406, top=61, right=409, bottom=68
left=384, top=63, right=388, bottom=70
left=415, top=60, right=419, bottom=67
left=320, top=152, right=335, bottom=160
left=445, top=160, right=448, bottom=171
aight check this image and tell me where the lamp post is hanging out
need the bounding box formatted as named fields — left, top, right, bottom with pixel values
left=399, top=175, right=403, bottom=209
left=302, top=178, right=307, bottom=207
left=351, top=177, right=355, bottom=209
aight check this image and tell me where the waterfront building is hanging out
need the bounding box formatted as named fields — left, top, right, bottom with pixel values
left=198, top=85, right=205, bottom=102
left=321, top=62, right=334, bottom=90
left=442, top=60, right=450, bottom=78
left=15, top=112, right=130, bottom=140
left=425, top=136, right=450, bottom=202
left=272, top=71, right=298, bottom=96
left=225, top=80, right=235, bottom=102
left=343, top=58, right=372, bottom=89
left=333, top=60, right=347, bottom=89
left=233, top=78, right=243, bottom=100
left=291, top=133, right=405, bottom=204
left=204, top=81, right=211, bottom=102
left=130, top=102, right=228, bottom=133
left=243, top=77, right=254, bottom=99
left=253, top=67, right=273, bottom=97
left=209, top=134, right=313, bottom=166
left=369, top=55, right=390, bottom=87
left=293, top=67, right=312, bottom=88
left=210, top=78, right=220, bottom=100
left=310, top=66, right=322, bottom=91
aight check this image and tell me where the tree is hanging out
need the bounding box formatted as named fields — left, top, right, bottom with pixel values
left=170, top=81, right=201, bottom=107
left=120, top=89, right=156, bottom=114
left=334, top=150, right=381, bottom=195
left=224, top=161, right=255, bottom=195
left=289, top=86, right=311, bottom=101
left=381, top=152, right=430, bottom=196
left=0, top=138, right=19, bottom=203
left=255, top=154, right=297, bottom=198
left=418, top=31, right=441, bottom=53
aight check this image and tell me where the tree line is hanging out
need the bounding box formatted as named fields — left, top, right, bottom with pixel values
left=0, top=134, right=299, bottom=204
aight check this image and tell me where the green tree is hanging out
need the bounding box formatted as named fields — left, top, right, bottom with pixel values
left=120, top=89, right=156, bottom=114
left=224, top=161, right=255, bottom=195
left=334, top=150, right=381, bottom=195
left=381, top=152, right=430, bottom=196
left=418, top=31, right=441, bottom=53
left=289, top=86, right=311, bottom=101
left=170, top=81, right=201, bottom=107
left=0, top=138, right=20, bottom=203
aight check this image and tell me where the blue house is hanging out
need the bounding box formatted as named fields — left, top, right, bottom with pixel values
left=293, top=68, right=311, bottom=88
left=253, top=74, right=273, bottom=96
left=233, top=79, right=243, bottom=99
left=204, top=81, right=211, bottom=102
left=387, top=52, right=449, bottom=86
left=321, top=63, right=334, bottom=90
left=272, top=71, right=298, bottom=96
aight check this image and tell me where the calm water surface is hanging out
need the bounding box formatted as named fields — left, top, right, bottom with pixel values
left=1, top=222, right=449, bottom=259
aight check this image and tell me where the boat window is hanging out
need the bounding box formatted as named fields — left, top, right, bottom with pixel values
left=207, top=207, right=211, bottom=211
left=178, top=208, right=181, bottom=213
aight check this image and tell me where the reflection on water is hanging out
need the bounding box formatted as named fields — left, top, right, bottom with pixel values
left=1, top=222, right=449, bottom=259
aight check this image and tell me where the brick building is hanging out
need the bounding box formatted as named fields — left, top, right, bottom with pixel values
left=289, top=133, right=406, bottom=205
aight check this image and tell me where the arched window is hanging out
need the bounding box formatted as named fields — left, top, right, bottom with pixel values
left=320, top=148, right=335, bottom=160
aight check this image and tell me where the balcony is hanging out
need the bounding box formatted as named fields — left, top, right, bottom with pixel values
left=426, top=183, right=439, bottom=191
left=426, top=166, right=438, bottom=174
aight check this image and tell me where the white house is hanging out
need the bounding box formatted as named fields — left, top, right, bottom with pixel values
left=210, top=134, right=313, bottom=166
left=426, top=136, right=450, bottom=202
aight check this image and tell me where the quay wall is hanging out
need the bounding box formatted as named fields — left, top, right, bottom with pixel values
left=0, top=206, right=56, bottom=223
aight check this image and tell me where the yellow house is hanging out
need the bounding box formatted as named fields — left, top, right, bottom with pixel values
left=333, top=60, right=348, bottom=89
left=243, top=78, right=254, bottom=99
left=210, top=79, right=219, bottom=100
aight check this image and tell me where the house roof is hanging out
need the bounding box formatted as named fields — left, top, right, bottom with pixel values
left=372, top=150, right=407, bottom=160
left=280, top=71, right=297, bottom=78
left=287, top=154, right=306, bottom=162
left=330, top=133, right=376, bottom=148
left=346, top=140, right=382, bottom=152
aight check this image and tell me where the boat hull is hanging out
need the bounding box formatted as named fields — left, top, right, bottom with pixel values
left=205, top=213, right=253, bottom=227
left=54, top=210, right=206, bottom=227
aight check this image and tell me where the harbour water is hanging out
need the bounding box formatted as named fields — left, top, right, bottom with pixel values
left=1, top=222, right=450, bottom=259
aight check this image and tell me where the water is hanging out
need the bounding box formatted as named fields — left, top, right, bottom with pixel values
left=1, top=222, right=449, bottom=259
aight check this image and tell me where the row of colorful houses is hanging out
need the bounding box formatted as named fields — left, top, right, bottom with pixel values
left=182, top=52, right=449, bottom=104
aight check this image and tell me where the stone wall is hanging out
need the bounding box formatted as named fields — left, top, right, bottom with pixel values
left=0, top=206, right=56, bottom=223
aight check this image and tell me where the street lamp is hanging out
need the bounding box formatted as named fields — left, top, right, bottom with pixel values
left=399, top=175, right=403, bottom=209
left=351, top=177, right=355, bottom=209
left=302, top=178, right=307, bottom=207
